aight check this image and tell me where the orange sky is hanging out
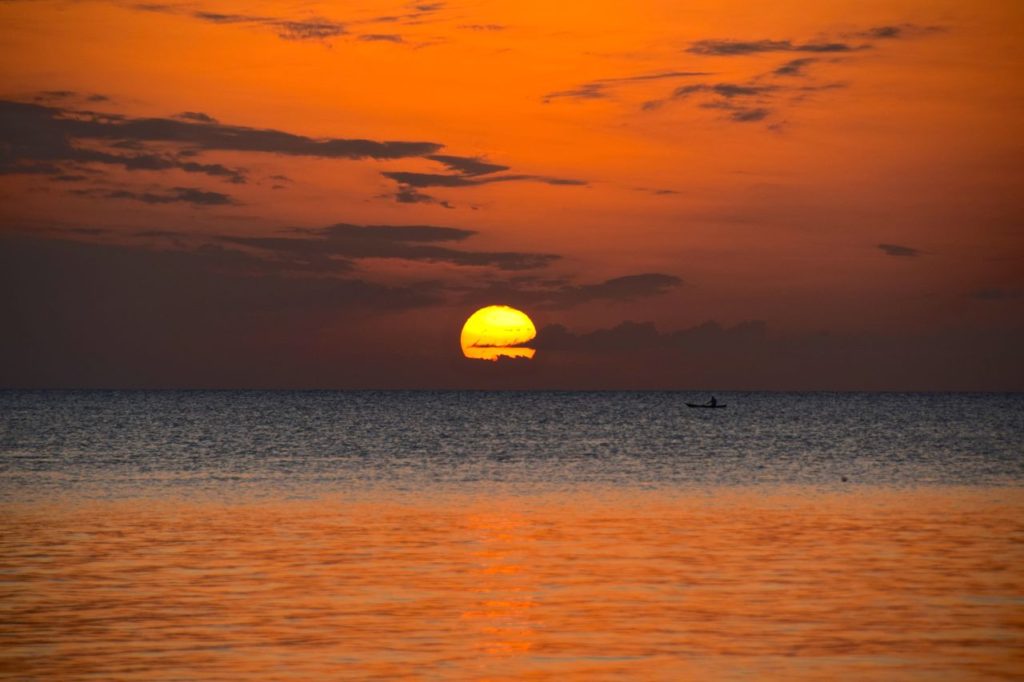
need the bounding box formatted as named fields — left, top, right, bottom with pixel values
left=1, top=0, right=1022, bottom=388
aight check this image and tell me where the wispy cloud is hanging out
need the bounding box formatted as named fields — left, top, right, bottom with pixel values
left=381, top=152, right=585, bottom=206
left=0, top=99, right=442, bottom=184
left=773, top=57, right=818, bottom=77
left=134, top=5, right=346, bottom=41
left=218, top=223, right=560, bottom=271
left=72, top=186, right=236, bottom=206
left=849, top=23, right=945, bottom=40
left=687, top=39, right=861, bottom=56
left=544, top=71, right=710, bottom=102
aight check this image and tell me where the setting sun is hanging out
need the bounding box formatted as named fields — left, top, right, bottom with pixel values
left=460, top=306, right=537, bottom=361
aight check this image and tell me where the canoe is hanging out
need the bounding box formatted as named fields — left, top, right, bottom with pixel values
left=686, top=403, right=727, bottom=408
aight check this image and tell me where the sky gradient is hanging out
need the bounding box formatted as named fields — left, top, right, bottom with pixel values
left=2, top=0, right=1022, bottom=389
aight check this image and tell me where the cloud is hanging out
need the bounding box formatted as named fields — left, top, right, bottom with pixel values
left=852, top=24, right=945, bottom=40
left=645, top=24, right=940, bottom=122
left=0, top=232, right=448, bottom=387
left=674, top=83, right=777, bottom=98
left=0, top=99, right=442, bottom=186
left=544, top=83, right=605, bottom=101
left=729, top=107, right=770, bottom=122
left=877, top=243, right=923, bottom=257
left=219, top=222, right=560, bottom=271
left=73, top=186, right=236, bottom=206
left=380, top=158, right=585, bottom=204
left=359, top=2, right=446, bottom=28
left=544, top=71, right=710, bottom=102
left=135, top=5, right=346, bottom=41
left=382, top=171, right=586, bottom=188
left=773, top=57, right=818, bottom=77
left=392, top=186, right=453, bottom=208
left=459, top=24, right=505, bottom=31
left=426, top=154, right=510, bottom=176
left=132, top=0, right=451, bottom=44
left=634, top=187, right=680, bottom=196
left=528, top=319, right=1024, bottom=391
left=358, top=33, right=404, bottom=43
left=175, top=111, right=218, bottom=123
left=687, top=39, right=859, bottom=56
left=644, top=82, right=778, bottom=121
left=272, top=19, right=345, bottom=41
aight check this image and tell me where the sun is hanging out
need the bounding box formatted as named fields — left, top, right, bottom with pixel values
left=460, top=305, right=537, bottom=361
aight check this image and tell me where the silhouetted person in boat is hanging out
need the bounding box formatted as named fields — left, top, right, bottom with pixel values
left=708, top=396, right=718, bottom=407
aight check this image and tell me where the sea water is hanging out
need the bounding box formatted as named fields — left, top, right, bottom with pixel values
left=1, top=391, right=1022, bottom=679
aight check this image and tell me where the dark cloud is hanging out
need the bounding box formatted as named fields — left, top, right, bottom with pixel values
left=392, top=187, right=454, bottom=208
left=877, top=243, right=923, bottom=257
left=646, top=82, right=777, bottom=122
left=644, top=26, right=917, bottom=121
left=380, top=161, right=586, bottom=204
left=220, top=223, right=559, bottom=271
left=427, top=154, right=510, bottom=176
left=0, top=99, right=442, bottom=184
left=773, top=57, right=818, bottom=77
left=73, top=186, right=235, bottom=206
left=687, top=39, right=859, bottom=56
left=0, top=233, right=444, bottom=387
left=383, top=171, right=480, bottom=188
left=729, top=107, right=770, bottom=122
left=175, top=111, right=218, bottom=123
left=2, top=234, right=1017, bottom=389
left=1, top=98, right=575, bottom=207
left=544, top=71, right=710, bottom=102
left=459, top=24, right=505, bottom=31
left=526, top=319, right=1024, bottom=391
left=176, top=160, right=246, bottom=183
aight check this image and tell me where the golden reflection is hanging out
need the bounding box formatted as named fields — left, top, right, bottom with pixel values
left=460, top=305, right=537, bottom=361
left=459, top=512, right=538, bottom=660
left=2, top=489, right=1022, bottom=679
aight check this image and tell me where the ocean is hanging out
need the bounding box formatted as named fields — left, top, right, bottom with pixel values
left=2, top=391, right=1022, bottom=679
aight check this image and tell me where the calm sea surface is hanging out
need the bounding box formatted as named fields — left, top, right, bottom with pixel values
left=1, top=391, right=1022, bottom=679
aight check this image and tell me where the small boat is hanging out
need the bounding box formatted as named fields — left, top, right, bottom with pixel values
left=686, top=402, right=727, bottom=408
